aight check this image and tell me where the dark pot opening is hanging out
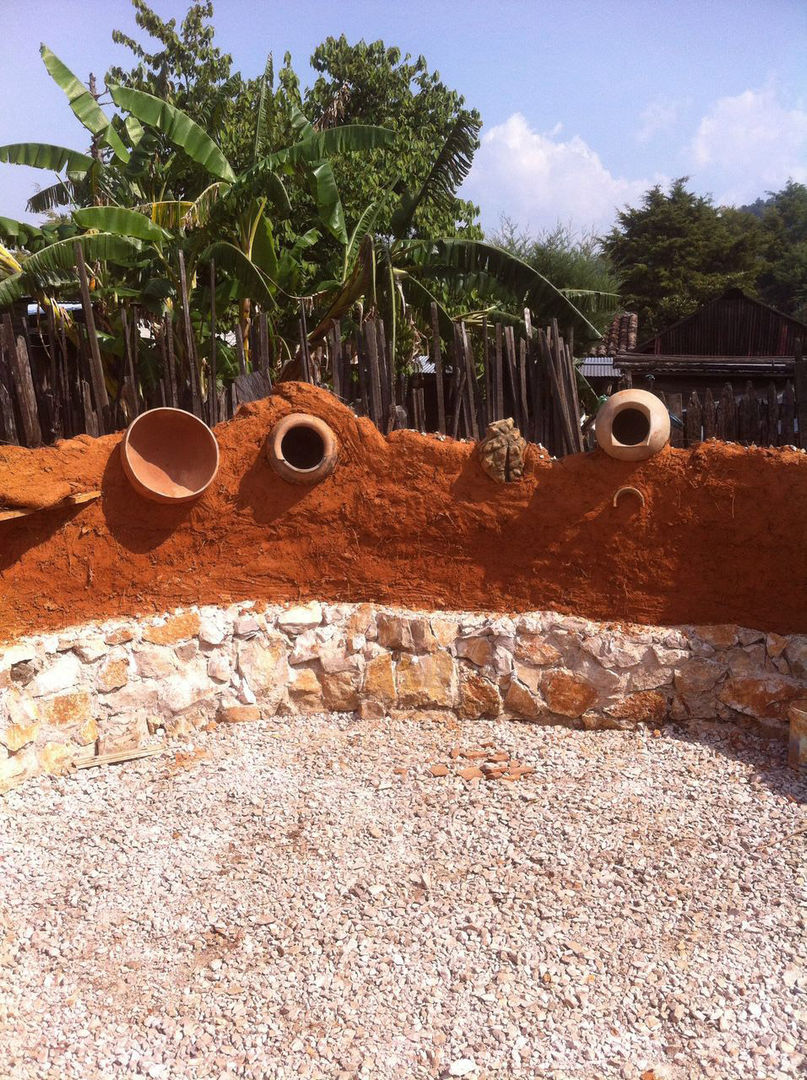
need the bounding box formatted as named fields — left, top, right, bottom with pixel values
left=281, top=425, right=326, bottom=471
left=612, top=407, right=651, bottom=446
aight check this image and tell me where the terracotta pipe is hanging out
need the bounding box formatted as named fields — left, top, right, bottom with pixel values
left=595, top=389, right=670, bottom=461
left=266, top=413, right=339, bottom=485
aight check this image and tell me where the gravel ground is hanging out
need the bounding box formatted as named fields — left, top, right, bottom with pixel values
left=1, top=713, right=805, bottom=1080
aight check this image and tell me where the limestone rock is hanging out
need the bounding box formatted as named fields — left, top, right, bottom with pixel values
left=363, top=654, right=396, bottom=707
left=1, top=721, right=40, bottom=752
left=604, top=690, right=667, bottom=727
left=0, top=747, right=37, bottom=793
left=133, top=645, right=178, bottom=681
left=207, top=655, right=231, bottom=683
left=75, top=717, right=98, bottom=745
left=376, top=613, right=436, bottom=653
left=718, top=675, right=803, bottom=721
left=766, top=632, right=789, bottom=659
left=39, top=690, right=92, bottom=728
left=320, top=671, right=360, bottom=712
left=784, top=636, right=807, bottom=678
left=514, top=636, right=562, bottom=666
left=503, top=679, right=541, bottom=720
left=455, top=636, right=495, bottom=668
left=277, top=602, right=322, bottom=634
left=142, top=612, right=200, bottom=646
left=198, top=619, right=226, bottom=647
left=28, top=654, right=82, bottom=698
left=289, top=667, right=323, bottom=710
left=39, top=741, right=73, bottom=775
left=218, top=705, right=261, bottom=724
left=396, top=653, right=456, bottom=708
left=96, top=658, right=129, bottom=693
left=73, top=636, right=108, bottom=663
left=478, top=418, right=526, bottom=483
left=542, top=670, right=599, bottom=717
left=692, top=624, right=738, bottom=649
left=237, top=638, right=289, bottom=711
left=234, top=615, right=262, bottom=638
left=97, top=714, right=150, bottom=754
left=104, top=626, right=135, bottom=646
left=458, top=671, right=502, bottom=720
left=673, top=659, right=725, bottom=694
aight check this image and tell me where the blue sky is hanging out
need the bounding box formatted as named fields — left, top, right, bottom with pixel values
left=1, top=0, right=805, bottom=237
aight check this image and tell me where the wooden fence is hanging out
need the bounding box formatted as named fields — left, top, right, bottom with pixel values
left=655, top=382, right=800, bottom=449
left=0, top=295, right=802, bottom=457
left=0, top=301, right=584, bottom=457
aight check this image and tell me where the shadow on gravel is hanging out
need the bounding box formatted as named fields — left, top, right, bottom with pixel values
left=668, top=721, right=806, bottom=805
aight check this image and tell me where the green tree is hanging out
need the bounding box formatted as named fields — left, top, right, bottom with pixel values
left=492, top=218, right=621, bottom=336
left=601, top=178, right=766, bottom=337
left=743, top=180, right=807, bottom=321
left=305, top=37, right=482, bottom=242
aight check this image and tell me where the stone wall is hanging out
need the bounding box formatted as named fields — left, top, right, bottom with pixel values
left=3, top=602, right=807, bottom=791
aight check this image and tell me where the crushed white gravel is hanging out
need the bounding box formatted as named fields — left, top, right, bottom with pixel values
left=1, top=713, right=805, bottom=1080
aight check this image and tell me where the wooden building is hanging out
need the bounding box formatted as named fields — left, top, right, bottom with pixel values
left=615, top=288, right=806, bottom=397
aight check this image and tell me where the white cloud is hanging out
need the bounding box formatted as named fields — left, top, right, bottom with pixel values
left=691, top=84, right=807, bottom=204
left=636, top=100, right=681, bottom=143
left=464, top=113, right=655, bottom=236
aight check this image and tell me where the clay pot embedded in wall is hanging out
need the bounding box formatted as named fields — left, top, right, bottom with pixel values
left=121, top=408, right=220, bottom=503
left=595, top=389, right=670, bottom=461
left=266, top=413, right=339, bottom=484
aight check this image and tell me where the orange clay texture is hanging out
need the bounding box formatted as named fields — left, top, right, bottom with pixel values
left=1, top=382, right=806, bottom=640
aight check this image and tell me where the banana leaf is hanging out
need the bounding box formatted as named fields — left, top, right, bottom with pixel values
left=108, top=83, right=236, bottom=183
left=0, top=142, right=94, bottom=173
left=200, top=242, right=276, bottom=307
left=73, top=206, right=171, bottom=243
left=40, top=46, right=129, bottom=163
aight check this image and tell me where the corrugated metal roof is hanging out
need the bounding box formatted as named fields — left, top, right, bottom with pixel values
left=579, top=357, right=619, bottom=378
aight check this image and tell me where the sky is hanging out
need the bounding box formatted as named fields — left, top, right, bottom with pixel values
left=1, top=0, right=805, bottom=239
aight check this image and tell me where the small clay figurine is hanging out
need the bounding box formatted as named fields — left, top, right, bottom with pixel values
left=477, top=418, right=526, bottom=483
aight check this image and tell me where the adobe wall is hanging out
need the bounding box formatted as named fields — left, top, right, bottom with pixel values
left=3, top=601, right=806, bottom=791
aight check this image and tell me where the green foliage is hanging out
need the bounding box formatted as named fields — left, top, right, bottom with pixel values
left=492, top=218, right=621, bottom=336
left=742, top=180, right=807, bottom=321
left=305, top=36, right=482, bottom=242
left=601, top=178, right=766, bottom=337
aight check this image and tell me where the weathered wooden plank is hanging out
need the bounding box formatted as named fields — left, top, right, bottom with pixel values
left=209, top=260, right=218, bottom=427
left=299, top=303, right=312, bottom=384
left=460, top=322, right=479, bottom=440
left=503, top=325, right=521, bottom=431
left=686, top=390, right=702, bottom=446
left=765, top=382, right=778, bottom=446
left=794, top=338, right=807, bottom=449
left=375, top=317, right=391, bottom=425
left=329, top=326, right=343, bottom=401
left=0, top=381, right=18, bottom=445
left=717, top=383, right=736, bottom=441
left=81, top=380, right=98, bottom=437
left=738, top=381, right=758, bottom=444
left=234, top=322, right=248, bottom=376
left=493, top=323, right=504, bottom=422
left=4, top=322, right=42, bottom=447
left=781, top=382, right=796, bottom=445
left=258, top=309, right=269, bottom=377
left=178, top=250, right=201, bottom=417
left=363, top=319, right=383, bottom=426
left=74, top=242, right=109, bottom=429
left=233, top=370, right=272, bottom=405
left=702, top=388, right=717, bottom=441
left=667, top=392, right=684, bottom=448
left=431, top=303, right=446, bottom=435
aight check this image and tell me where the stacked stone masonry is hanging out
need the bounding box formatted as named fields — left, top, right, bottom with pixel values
left=3, top=602, right=807, bottom=791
